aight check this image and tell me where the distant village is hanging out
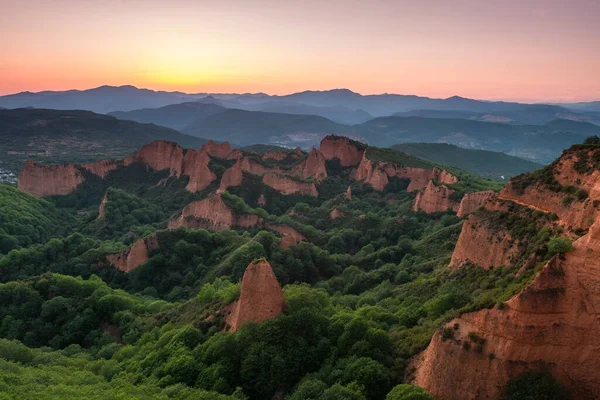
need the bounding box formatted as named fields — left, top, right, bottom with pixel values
left=0, top=166, right=17, bottom=184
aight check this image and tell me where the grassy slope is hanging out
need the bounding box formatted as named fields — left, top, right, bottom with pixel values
left=392, top=142, right=543, bottom=181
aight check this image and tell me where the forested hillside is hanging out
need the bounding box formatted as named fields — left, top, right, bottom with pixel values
left=0, top=135, right=584, bottom=399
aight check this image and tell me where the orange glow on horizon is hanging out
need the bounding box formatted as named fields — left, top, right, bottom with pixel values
left=1, top=0, right=599, bottom=102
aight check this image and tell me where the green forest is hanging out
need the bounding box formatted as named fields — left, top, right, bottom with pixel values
left=0, top=144, right=571, bottom=400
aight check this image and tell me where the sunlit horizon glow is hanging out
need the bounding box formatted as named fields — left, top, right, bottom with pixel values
left=1, top=0, right=599, bottom=102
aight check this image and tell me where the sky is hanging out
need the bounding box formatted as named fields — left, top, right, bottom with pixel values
left=1, top=0, right=599, bottom=102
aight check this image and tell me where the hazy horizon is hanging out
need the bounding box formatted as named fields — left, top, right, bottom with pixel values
left=2, top=0, right=599, bottom=102
left=1, top=84, right=598, bottom=105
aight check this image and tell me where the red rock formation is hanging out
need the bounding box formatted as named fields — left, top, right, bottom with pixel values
left=500, top=182, right=598, bottom=231
left=219, top=159, right=244, bottom=192
left=82, top=159, right=121, bottom=178
left=226, top=149, right=243, bottom=160
left=126, top=140, right=184, bottom=176
left=320, top=135, right=365, bottom=167
left=225, top=259, right=285, bottom=332
left=168, top=193, right=262, bottom=230
left=265, top=223, right=305, bottom=248
left=330, top=208, right=345, bottom=219
left=450, top=214, right=523, bottom=269
left=257, top=194, right=267, bottom=207
left=457, top=190, right=496, bottom=218
left=345, top=186, right=352, bottom=201
left=392, top=166, right=458, bottom=192
left=106, top=234, right=159, bottom=272
left=353, top=151, right=458, bottom=192
left=353, top=154, right=389, bottom=191
left=262, top=172, right=318, bottom=197
left=18, top=161, right=85, bottom=197
left=292, top=147, right=328, bottom=182
left=411, top=220, right=600, bottom=400
left=97, top=193, right=108, bottom=219
left=413, top=181, right=460, bottom=214
left=201, top=139, right=233, bottom=159
left=183, top=149, right=217, bottom=192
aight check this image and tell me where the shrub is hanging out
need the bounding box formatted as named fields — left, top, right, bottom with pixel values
left=504, top=369, right=571, bottom=400
left=575, top=188, right=588, bottom=200
left=547, top=237, right=575, bottom=256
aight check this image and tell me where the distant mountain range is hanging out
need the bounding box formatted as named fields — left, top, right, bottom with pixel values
left=105, top=101, right=600, bottom=163
left=2, top=86, right=600, bottom=165
left=2, top=85, right=599, bottom=125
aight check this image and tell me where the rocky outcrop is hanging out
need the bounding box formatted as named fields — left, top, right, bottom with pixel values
left=499, top=182, right=598, bottom=231
left=125, top=140, right=185, bottom=176
left=97, top=193, right=108, bottom=219
left=225, top=259, right=285, bottom=332
left=353, top=154, right=389, bottom=191
left=18, top=161, right=86, bottom=197
left=219, top=159, right=244, bottom=192
left=411, top=219, right=600, bottom=400
left=450, top=214, right=523, bottom=269
left=392, top=166, right=458, bottom=192
left=265, top=223, right=305, bottom=248
left=346, top=186, right=352, bottom=201
left=413, top=181, right=459, bottom=214
left=292, top=147, right=328, bottom=182
left=18, top=140, right=222, bottom=197
left=201, top=139, right=233, bottom=159
left=353, top=152, right=458, bottom=192
left=183, top=149, right=216, bottom=192
left=168, top=193, right=262, bottom=230
left=262, top=148, right=303, bottom=161
left=106, top=234, right=159, bottom=272
left=457, top=190, right=496, bottom=218
left=82, top=159, right=121, bottom=178
left=320, top=135, right=365, bottom=167
left=262, top=173, right=318, bottom=197
left=226, top=149, right=243, bottom=160
left=330, top=209, right=345, bottom=219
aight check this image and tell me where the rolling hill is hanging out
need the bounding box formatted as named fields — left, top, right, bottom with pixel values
left=181, top=108, right=352, bottom=146
left=109, top=102, right=226, bottom=131
left=0, top=108, right=208, bottom=172
left=392, top=143, right=543, bottom=180
left=355, top=116, right=600, bottom=163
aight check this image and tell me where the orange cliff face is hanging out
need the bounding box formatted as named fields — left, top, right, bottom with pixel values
left=183, top=149, right=216, bottom=192
left=126, top=140, right=185, bottom=176
left=225, top=259, right=285, bottom=332
left=320, top=135, right=365, bottom=167
left=265, top=223, right=306, bottom=248
left=498, top=149, right=600, bottom=232
left=449, top=214, right=523, bottom=269
left=262, top=172, right=318, bottom=197
left=97, top=193, right=108, bottom=219
left=353, top=154, right=389, bottom=191
left=168, top=192, right=262, bottom=230
left=106, top=234, right=159, bottom=272
left=353, top=151, right=458, bottom=192
left=413, top=181, right=460, bottom=214
left=18, top=160, right=86, bottom=197
left=17, top=140, right=221, bottom=197
left=457, top=190, right=496, bottom=218
left=201, top=139, right=236, bottom=159
left=411, top=219, right=600, bottom=400
left=291, top=147, right=328, bottom=182
left=262, top=148, right=304, bottom=162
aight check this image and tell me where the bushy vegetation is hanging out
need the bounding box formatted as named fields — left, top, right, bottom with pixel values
left=0, top=184, right=73, bottom=253
left=0, top=141, right=561, bottom=399
left=504, top=369, right=571, bottom=400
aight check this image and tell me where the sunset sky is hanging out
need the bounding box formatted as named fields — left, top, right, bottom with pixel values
left=1, top=0, right=599, bottom=102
